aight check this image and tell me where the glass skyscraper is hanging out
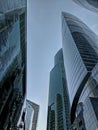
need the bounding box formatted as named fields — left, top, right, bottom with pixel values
left=47, top=49, right=71, bottom=130
left=0, top=0, right=27, bottom=129
left=73, top=0, right=98, bottom=13
left=26, top=100, right=39, bottom=130
left=62, top=12, right=98, bottom=130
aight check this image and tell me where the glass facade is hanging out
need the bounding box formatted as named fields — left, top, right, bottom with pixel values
left=72, top=103, right=86, bottom=130
left=26, top=101, right=34, bottom=130
left=62, top=12, right=98, bottom=123
left=73, top=0, right=98, bottom=13
left=47, top=49, right=71, bottom=130
left=76, top=63, right=98, bottom=130
left=0, top=0, right=27, bottom=129
left=26, top=100, right=39, bottom=130
left=87, top=0, right=98, bottom=8
left=0, top=0, right=26, bottom=13
left=72, top=32, right=98, bottom=71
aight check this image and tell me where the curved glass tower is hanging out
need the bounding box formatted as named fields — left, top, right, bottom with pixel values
left=77, top=63, right=98, bottom=130
left=73, top=0, right=98, bottom=13
left=62, top=12, right=98, bottom=124
left=47, top=49, right=71, bottom=130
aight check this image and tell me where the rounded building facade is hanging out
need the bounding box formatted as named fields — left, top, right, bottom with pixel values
left=73, top=63, right=98, bottom=130
left=73, top=0, right=98, bottom=13
left=62, top=12, right=98, bottom=122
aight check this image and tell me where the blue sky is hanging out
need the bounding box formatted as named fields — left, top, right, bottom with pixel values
left=27, top=0, right=98, bottom=130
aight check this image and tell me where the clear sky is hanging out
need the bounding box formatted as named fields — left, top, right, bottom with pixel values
left=27, top=0, right=98, bottom=130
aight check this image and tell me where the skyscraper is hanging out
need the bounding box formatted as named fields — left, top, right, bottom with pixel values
left=0, top=0, right=27, bottom=129
left=72, top=0, right=98, bottom=13
left=62, top=12, right=98, bottom=130
left=47, top=49, right=71, bottom=130
left=26, top=100, right=39, bottom=130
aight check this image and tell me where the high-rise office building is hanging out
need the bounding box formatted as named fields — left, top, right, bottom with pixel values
left=73, top=0, right=98, bottom=13
left=47, top=49, right=71, bottom=130
left=26, top=100, right=39, bottom=130
left=0, top=0, right=27, bottom=129
left=62, top=12, right=98, bottom=130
